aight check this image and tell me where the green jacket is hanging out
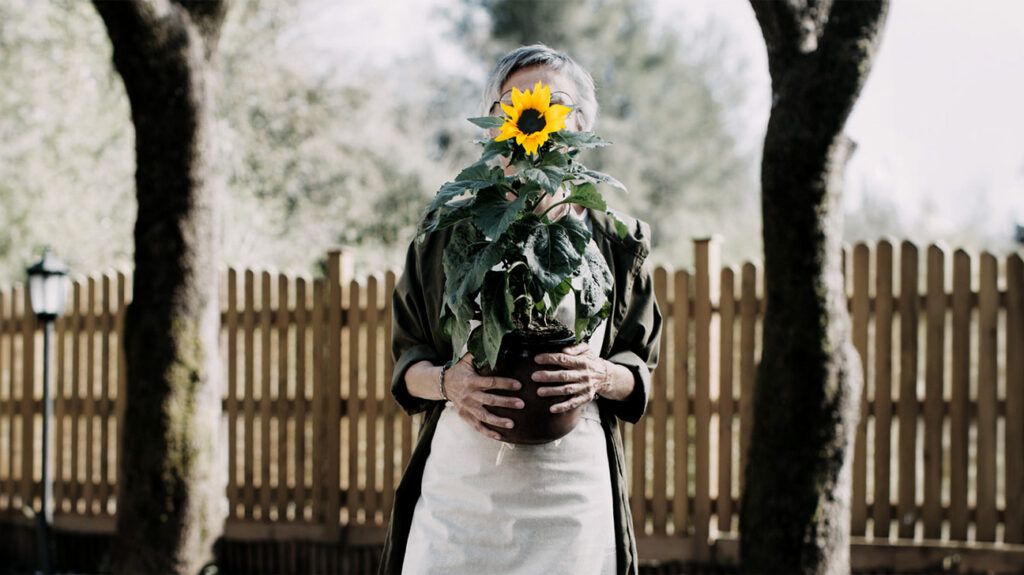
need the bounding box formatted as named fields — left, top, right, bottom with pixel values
left=379, top=207, right=663, bottom=574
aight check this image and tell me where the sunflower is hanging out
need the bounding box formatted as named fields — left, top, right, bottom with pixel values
left=494, top=81, right=572, bottom=156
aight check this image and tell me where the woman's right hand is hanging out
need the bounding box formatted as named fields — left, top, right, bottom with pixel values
left=444, top=353, right=525, bottom=440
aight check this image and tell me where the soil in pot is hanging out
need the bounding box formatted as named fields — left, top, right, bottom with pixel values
left=479, top=326, right=585, bottom=444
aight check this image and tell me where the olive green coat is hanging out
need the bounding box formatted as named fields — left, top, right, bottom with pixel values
left=378, top=208, right=663, bottom=574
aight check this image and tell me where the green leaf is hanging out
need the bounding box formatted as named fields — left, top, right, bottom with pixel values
left=479, top=139, right=513, bottom=162
left=515, top=151, right=567, bottom=196
left=471, top=186, right=533, bottom=240
left=547, top=276, right=572, bottom=313
left=574, top=243, right=613, bottom=319
left=442, top=223, right=505, bottom=311
left=576, top=168, right=628, bottom=193
left=608, top=211, right=629, bottom=239
left=549, top=130, right=611, bottom=150
left=446, top=300, right=474, bottom=363
left=479, top=270, right=515, bottom=369
left=523, top=220, right=584, bottom=292
left=455, top=160, right=505, bottom=186
left=418, top=196, right=473, bottom=237
left=562, top=182, right=607, bottom=211
left=467, top=116, right=505, bottom=129
left=467, top=327, right=488, bottom=371
left=555, top=213, right=592, bottom=253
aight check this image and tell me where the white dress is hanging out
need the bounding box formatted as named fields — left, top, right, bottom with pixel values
left=401, top=208, right=617, bottom=575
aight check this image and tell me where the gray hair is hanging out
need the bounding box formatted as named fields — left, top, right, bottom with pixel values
left=480, top=43, right=599, bottom=132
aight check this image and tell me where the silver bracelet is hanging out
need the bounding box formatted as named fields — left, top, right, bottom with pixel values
left=438, top=360, right=453, bottom=401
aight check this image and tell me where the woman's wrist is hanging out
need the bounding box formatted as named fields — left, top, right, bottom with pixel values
left=595, top=359, right=635, bottom=401
left=404, top=360, right=449, bottom=401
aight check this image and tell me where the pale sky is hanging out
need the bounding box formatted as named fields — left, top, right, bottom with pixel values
left=294, top=0, right=1024, bottom=238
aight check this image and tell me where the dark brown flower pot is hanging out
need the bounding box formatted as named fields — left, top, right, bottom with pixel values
left=479, top=328, right=583, bottom=444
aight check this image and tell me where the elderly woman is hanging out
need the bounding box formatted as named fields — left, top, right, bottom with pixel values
left=379, top=44, right=662, bottom=575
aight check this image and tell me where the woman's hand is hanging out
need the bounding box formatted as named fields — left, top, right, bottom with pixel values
left=532, top=342, right=612, bottom=413
left=444, top=353, right=525, bottom=440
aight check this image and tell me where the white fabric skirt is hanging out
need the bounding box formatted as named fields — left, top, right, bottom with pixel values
left=401, top=399, right=617, bottom=574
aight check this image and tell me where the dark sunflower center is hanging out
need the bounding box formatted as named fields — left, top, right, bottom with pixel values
left=516, top=108, right=546, bottom=134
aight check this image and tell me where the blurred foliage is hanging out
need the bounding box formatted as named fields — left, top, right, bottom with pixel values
left=1, top=0, right=1006, bottom=286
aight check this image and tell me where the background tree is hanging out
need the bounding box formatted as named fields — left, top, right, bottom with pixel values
left=739, top=1, right=889, bottom=573
left=91, top=1, right=229, bottom=572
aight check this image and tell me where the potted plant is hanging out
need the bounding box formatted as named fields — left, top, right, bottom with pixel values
left=417, top=81, right=628, bottom=444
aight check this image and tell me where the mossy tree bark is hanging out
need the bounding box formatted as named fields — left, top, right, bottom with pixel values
left=739, top=2, right=889, bottom=573
left=92, top=1, right=228, bottom=573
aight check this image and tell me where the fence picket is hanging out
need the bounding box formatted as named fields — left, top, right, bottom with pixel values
left=294, top=276, right=308, bottom=521
left=114, top=271, right=127, bottom=513
left=243, top=269, right=256, bottom=520
left=260, top=270, right=273, bottom=520
left=949, top=249, right=971, bottom=540
left=347, top=278, right=361, bottom=524
left=366, top=275, right=381, bottom=524
left=99, top=273, right=113, bottom=514
left=717, top=266, right=735, bottom=534
left=851, top=243, right=870, bottom=536
left=873, top=240, right=894, bottom=538
left=1005, top=253, right=1024, bottom=544
left=651, top=266, right=668, bottom=535
left=738, top=263, right=757, bottom=493
left=672, top=269, right=690, bottom=536
left=276, top=272, right=290, bottom=521
left=382, top=271, right=396, bottom=520
left=311, top=277, right=325, bottom=525
left=1, top=289, right=10, bottom=506
left=20, top=285, right=35, bottom=511
left=922, top=244, right=946, bottom=539
left=976, top=252, right=998, bottom=541
left=897, top=241, right=918, bottom=539
left=226, top=268, right=239, bottom=518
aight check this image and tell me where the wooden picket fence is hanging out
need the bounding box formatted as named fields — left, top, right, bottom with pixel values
left=0, top=237, right=1023, bottom=573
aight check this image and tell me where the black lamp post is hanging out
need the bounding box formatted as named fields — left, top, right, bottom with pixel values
left=26, top=247, right=68, bottom=575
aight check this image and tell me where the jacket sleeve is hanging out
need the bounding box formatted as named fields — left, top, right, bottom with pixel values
left=390, top=237, right=444, bottom=416
left=601, top=252, right=663, bottom=424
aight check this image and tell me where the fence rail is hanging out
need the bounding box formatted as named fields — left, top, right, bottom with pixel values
left=1, top=237, right=1023, bottom=569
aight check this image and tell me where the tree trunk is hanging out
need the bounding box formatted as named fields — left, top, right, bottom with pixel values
left=92, top=2, right=228, bottom=573
left=740, top=2, right=889, bottom=573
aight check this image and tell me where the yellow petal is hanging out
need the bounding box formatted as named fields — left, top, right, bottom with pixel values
left=546, top=103, right=571, bottom=121
left=536, top=82, right=551, bottom=112
left=494, top=129, right=517, bottom=142
left=500, top=102, right=517, bottom=118
left=510, top=86, right=526, bottom=110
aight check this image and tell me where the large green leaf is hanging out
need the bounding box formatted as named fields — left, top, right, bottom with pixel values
left=556, top=213, right=592, bottom=253
left=523, top=219, right=584, bottom=292
left=562, top=182, right=607, bottom=211
left=549, top=130, right=611, bottom=150
left=479, top=270, right=515, bottom=369
left=467, top=116, right=505, bottom=129
left=471, top=186, right=532, bottom=240
left=442, top=223, right=505, bottom=311
left=418, top=196, right=474, bottom=238
left=572, top=244, right=613, bottom=342
left=479, top=138, right=513, bottom=162
left=455, top=160, right=506, bottom=186
left=576, top=168, right=628, bottom=193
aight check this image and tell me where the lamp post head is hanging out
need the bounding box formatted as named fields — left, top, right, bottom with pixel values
left=26, top=247, right=70, bottom=321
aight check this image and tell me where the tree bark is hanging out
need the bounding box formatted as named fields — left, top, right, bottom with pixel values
left=740, top=2, right=889, bottom=573
left=92, top=1, right=228, bottom=573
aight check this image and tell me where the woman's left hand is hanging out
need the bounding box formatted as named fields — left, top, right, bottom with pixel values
left=532, top=342, right=612, bottom=413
